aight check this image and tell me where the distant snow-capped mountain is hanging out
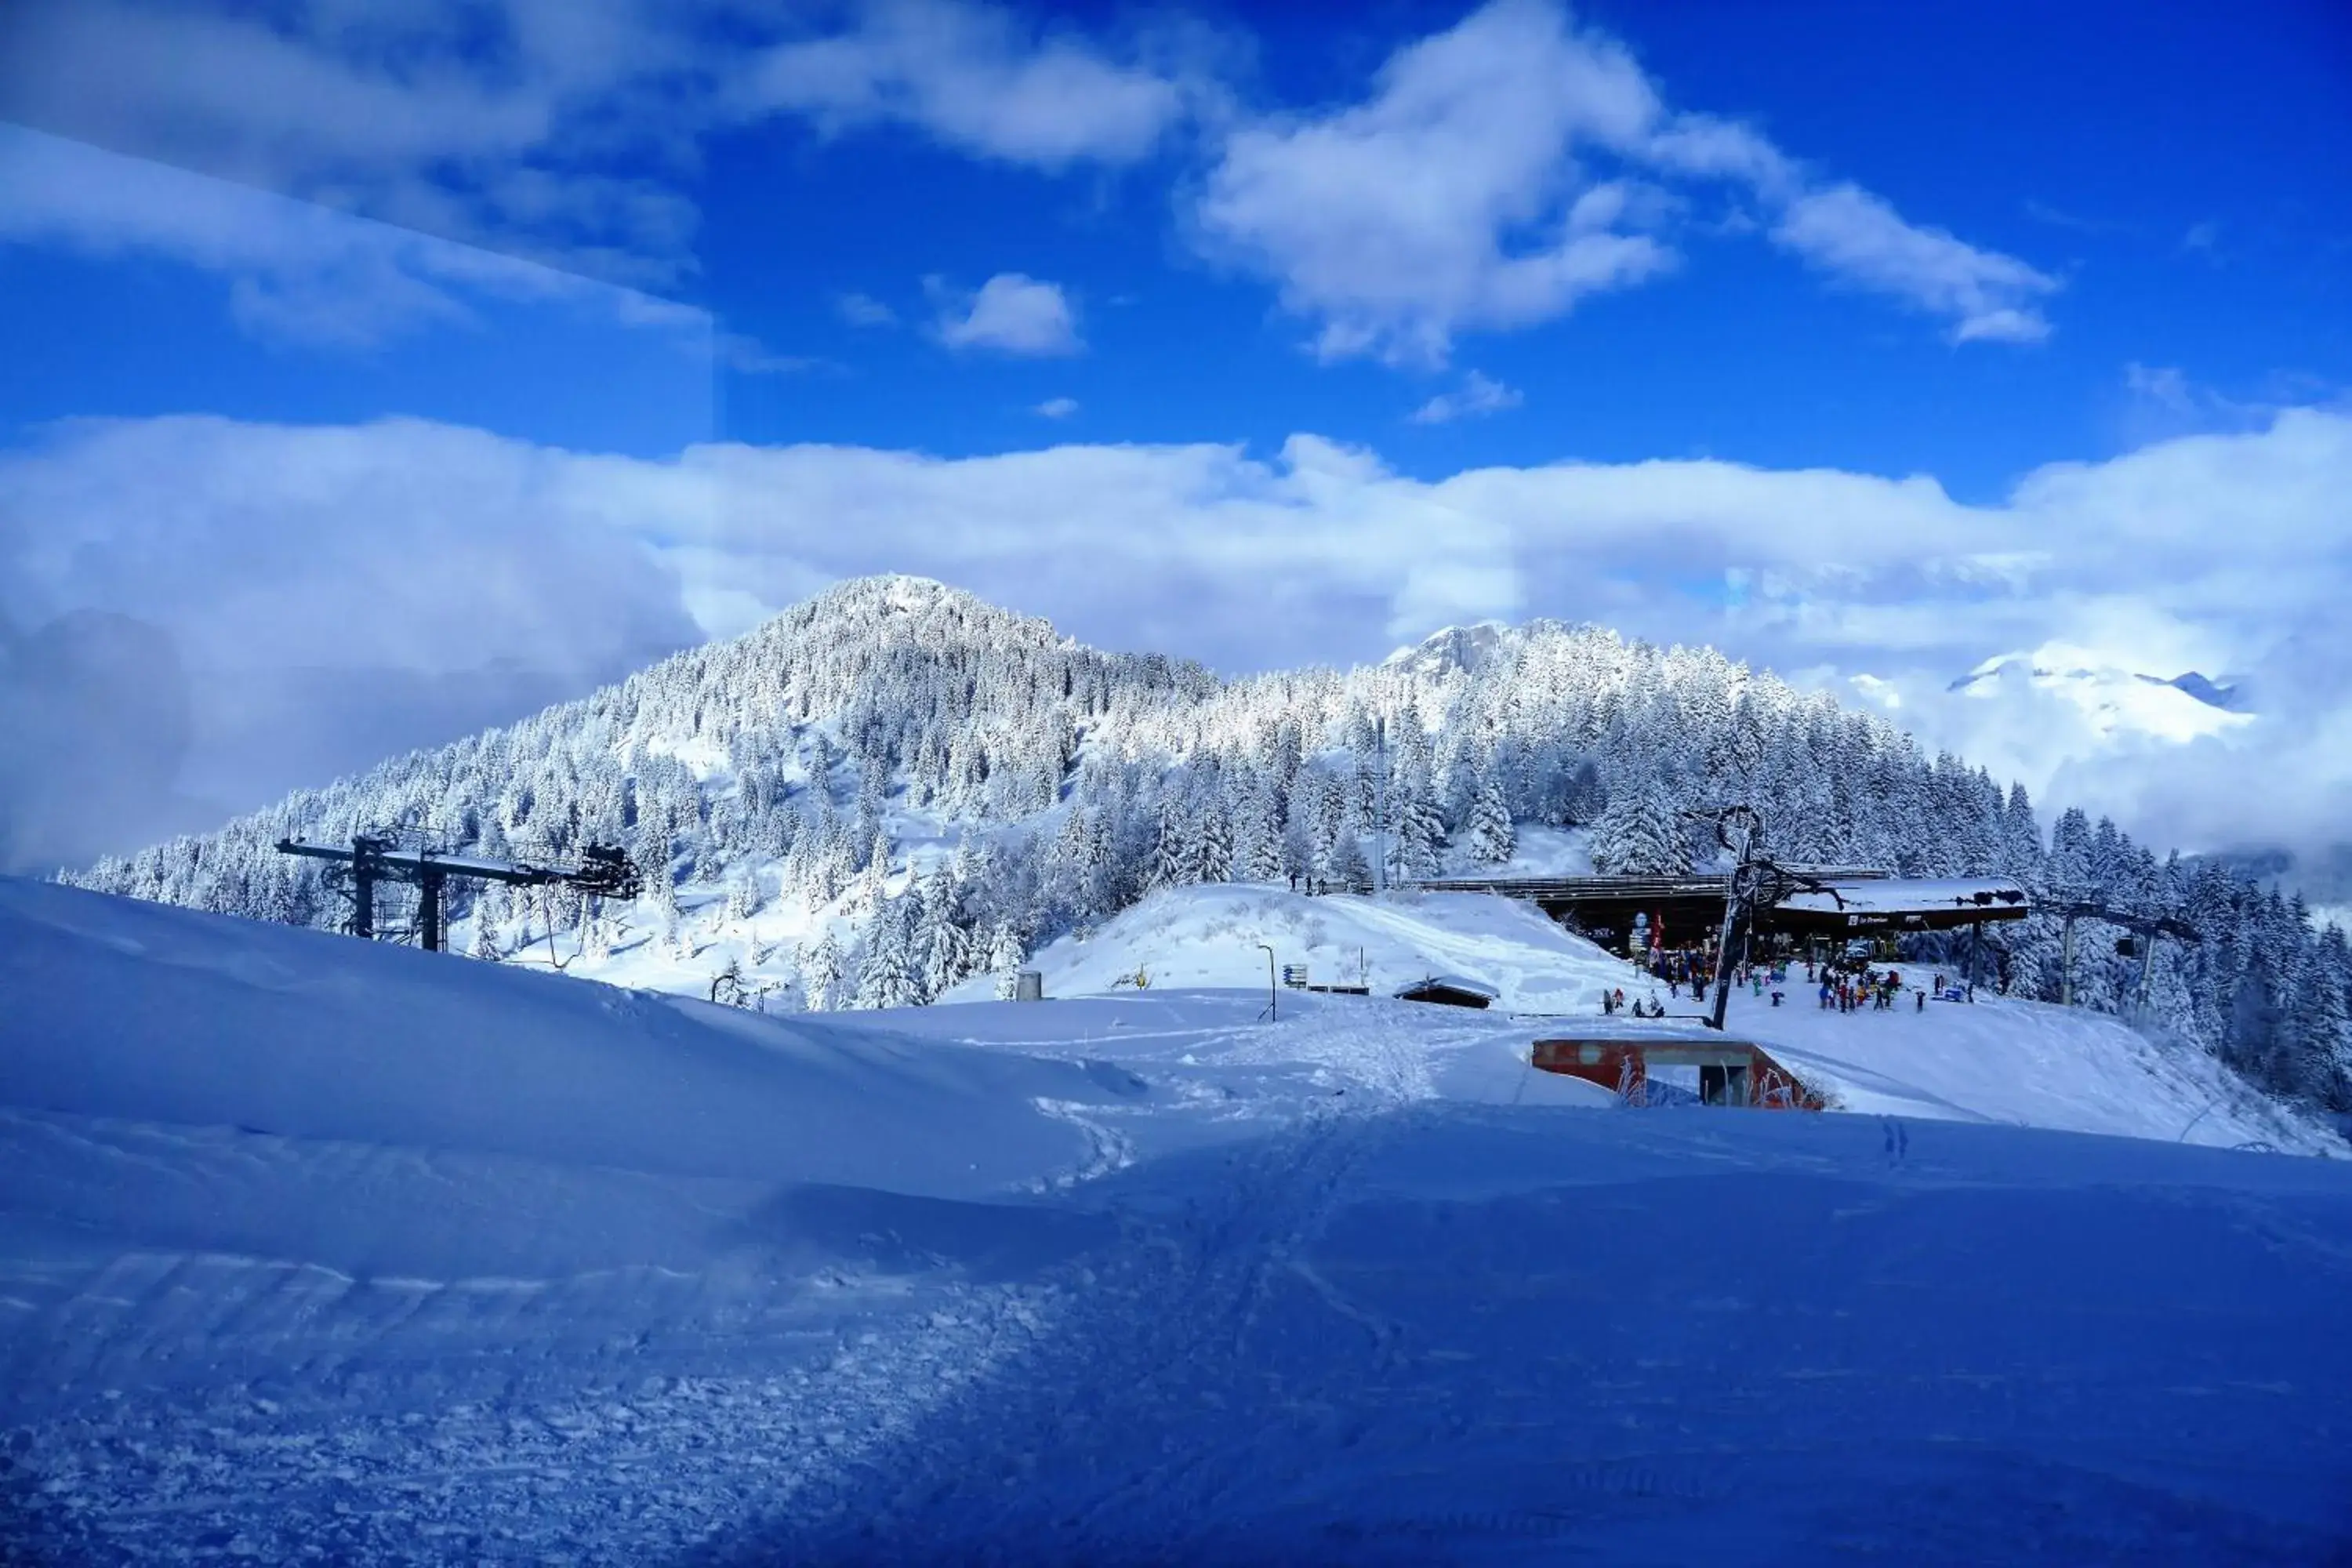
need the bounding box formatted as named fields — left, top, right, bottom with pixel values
left=1947, top=642, right=2252, bottom=744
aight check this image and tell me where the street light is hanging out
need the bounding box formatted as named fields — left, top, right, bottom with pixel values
left=1259, top=942, right=1277, bottom=1022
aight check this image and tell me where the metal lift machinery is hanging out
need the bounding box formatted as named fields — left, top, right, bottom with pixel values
left=274, top=831, right=641, bottom=952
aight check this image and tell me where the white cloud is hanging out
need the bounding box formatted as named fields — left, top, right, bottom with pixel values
left=2116, top=361, right=2339, bottom=446
left=713, top=332, right=820, bottom=376
left=1410, top=372, right=1523, bottom=424
left=1036, top=397, right=1080, bottom=419
left=739, top=0, right=1200, bottom=169
left=10, top=406, right=2350, bottom=861
left=0, top=416, right=704, bottom=858
left=1771, top=184, right=2056, bottom=343
left=0, top=0, right=1196, bottom=343
left=0, top=125, right=701, bottom=347
left=1189, top=0, right=2056, bottom=361
left=0, top=0, right=706, bottom=290
left=0, top=0, right=2053, bottom=365
left=931, top=273, right=1083, bottom=356
left=836, top=291, right=899, bottom=327
left=1192, top=0, right=1671, bottom=365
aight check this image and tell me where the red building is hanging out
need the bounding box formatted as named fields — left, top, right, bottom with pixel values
left=1532, top=1032, right=1825, bottom=1109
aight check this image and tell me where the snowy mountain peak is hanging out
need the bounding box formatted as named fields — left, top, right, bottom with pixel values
left=1382, top=621, right=1511, bottom=677
left=1947, top=642, right=2253, bottom=742
left=2161, top=670, right=2242, bottom=711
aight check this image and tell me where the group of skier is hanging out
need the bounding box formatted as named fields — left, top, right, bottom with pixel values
left=1606, top=945, right=1979, bottom=1021
left=1600, top=988, right=1668, bottom=1018
left=1810, top=960, right=1947, bottom=1014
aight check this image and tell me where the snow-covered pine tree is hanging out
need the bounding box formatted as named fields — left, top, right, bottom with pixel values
left=1327, top=832, right=1370, bottom=890
left=859, top=829, right=892, bottom=909
left=1590, top=779, right=1691, bottom=877
left=468, top=903, right=502, bottom=961
left=917, top=877, right=972, bottom=997
left=1194, top=789, right=1233, bottom=884
left=1466, top=778, right=1515, bottom=866
left=988, top=922, right=1026, bottom=1000
left=724, top=867, right=760, bottom=923
left=800, top=930, right=845, bottom=1012
left=1236, top=778, right=1287, bottom=884
left=1390, top=777, right=1446, bottom=883
left=857, top=897, right=919, bottom=1009
left=1149, top=795, right=1190, bottom=891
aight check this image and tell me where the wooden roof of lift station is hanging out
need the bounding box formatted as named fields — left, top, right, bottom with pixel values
left=1416, top=870, right=2030, bottom=949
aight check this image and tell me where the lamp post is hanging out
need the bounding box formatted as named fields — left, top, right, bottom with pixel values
left=1259, top=943, right=1277, bottom=1022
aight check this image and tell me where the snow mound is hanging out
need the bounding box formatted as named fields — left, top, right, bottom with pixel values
left=1729, top=987, right=2340, bottom=1154
left=0, top=877, right=1123, bottom=1196
left=946, top=883, right=1631, bottom=1014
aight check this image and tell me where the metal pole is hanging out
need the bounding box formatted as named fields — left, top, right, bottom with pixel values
left=351, top=840, right=376, bottom=940
left=418, top=866, right=444, bottom=952
left=2061, top=910, right=2075, bottom=1008
left=1708, top=862, right=1746, bottom=1032
left=1374, top=718, right=1387, bottom=894
left=1259, top=943, right=1277, bottom=1022
left=1707, top=814, right=1756, bottom=1033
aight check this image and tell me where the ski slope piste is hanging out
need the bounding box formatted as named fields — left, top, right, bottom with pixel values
left=2, top=873, right=2348, bottom=1564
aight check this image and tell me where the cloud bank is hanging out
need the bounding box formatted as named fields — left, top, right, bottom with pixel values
left=4, top=409, right=2345, bottom=869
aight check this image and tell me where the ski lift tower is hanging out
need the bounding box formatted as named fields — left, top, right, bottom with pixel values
left=2039, top=887, right=2202, bottom=1011
left=274, top=830, right=641, bottom=952
left=1690, top=805, right=1854, bottom=1033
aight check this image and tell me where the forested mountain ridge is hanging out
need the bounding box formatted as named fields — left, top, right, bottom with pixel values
left=67, top=575, right=2352, bottom=1113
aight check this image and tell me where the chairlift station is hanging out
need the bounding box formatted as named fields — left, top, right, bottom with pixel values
left=1416, top=869, right=2031, bottom=954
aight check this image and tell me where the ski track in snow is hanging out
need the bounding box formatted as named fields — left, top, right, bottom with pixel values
left=5, top=1277, right=1066, bottom=1565
left=707, top=1097, right=2352, bottom=1566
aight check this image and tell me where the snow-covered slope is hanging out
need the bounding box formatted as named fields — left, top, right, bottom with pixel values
left=959, top=883, right=2340, bottom=1155
left=5, top=877, right=2351, bottom=1563
left=938, top=884, right=1628, bottom=1014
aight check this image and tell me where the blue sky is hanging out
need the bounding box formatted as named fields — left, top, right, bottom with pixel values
left=2, top=0, right=2350, bottom=868
left=3, top=0, right=2344, bottom=492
